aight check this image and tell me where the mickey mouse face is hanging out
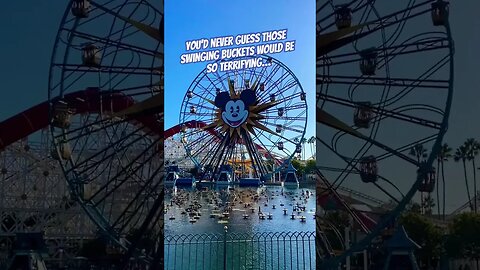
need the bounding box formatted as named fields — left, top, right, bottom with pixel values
left=222, top=100, right=249, bottom=128
left=215, top=88, right=256, bottom=129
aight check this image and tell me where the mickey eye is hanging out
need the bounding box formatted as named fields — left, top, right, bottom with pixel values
left=230, top=107, right=234, bottom=113
left=236, top=106, right=240, bottom=111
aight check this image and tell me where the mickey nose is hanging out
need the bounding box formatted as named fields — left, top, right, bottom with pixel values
left=232, top=113, right=238, bottom=117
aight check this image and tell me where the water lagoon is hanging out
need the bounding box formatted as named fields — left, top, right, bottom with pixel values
left=165, top=185, right=316, bottom=234
left=164, top=184, right=316, bottom=270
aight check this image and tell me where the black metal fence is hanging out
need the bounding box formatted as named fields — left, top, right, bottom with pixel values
left=164, top=229, right=315, bottom=270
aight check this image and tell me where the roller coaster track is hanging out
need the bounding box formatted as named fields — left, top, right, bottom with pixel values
left=451, top=192, right=479, bottom=216
left=316, top=169, right=377, bottom=233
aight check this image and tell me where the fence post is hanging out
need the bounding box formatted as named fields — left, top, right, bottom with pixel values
left=224, top=225, right=228, bottom=270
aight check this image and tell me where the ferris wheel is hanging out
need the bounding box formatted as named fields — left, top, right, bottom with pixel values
left=48, top=0, right=164, bottom=267
left=315, top=0, right=453, bottom=268
left=179, top=55, right=308, bottom=181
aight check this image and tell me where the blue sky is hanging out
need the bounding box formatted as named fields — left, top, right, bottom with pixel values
left=164, top=0, right=316, bottom=139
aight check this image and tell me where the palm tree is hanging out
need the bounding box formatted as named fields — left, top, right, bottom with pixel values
left=465, top=138, right=480, bottom=213
left=409, top=144, right=428, bottom=214
left=308, top=136, right=315, bottom=159
left=409, top=144, right=428, bottom=163
left=438, top=143, right=452, bottom=220
left=422, top=196, right=436, bottom=215
left=301, top=138, right=307, bottom=160
left=435, top=148, right=441, bottom=217
left=294, top=138, right=300, bottom=159
left=454, top=144, right=473, bottom=211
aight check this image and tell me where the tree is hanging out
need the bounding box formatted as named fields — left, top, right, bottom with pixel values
left=406, top=202, right=422, bottom=214
left=445, top=212, right=480, bottom=267
left=304, top=159, right=316, bottom=174
left=455, top=144, right=473, bottom=211
left=409, top=144, right=428, bottom=163
left=437, top=143, right=452, bottom=220
left=422, top=196, right=436, bottom=215
left=409, top=144, right=428, bottom=214
left=400, top=212, right=443, bottom=268
left=294, top=137, right=301, bottom=160
left=465, top=138, right=480, bottom=213
left=308, top=136, right=315, bottom=159
left=301, top=137, right=307, bottom=160
left=291, top=159, right=305, bottom=176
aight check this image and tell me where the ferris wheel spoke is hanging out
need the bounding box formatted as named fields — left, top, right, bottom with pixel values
left=256, top=70, right=291, bottom=102
left=112, top=94, right=163, bottom=118
left=198, top=134, right=229, bottom=169
left=207, top=149, right=228, bottom=175
left=143, top=0, right=164, bottom=17
left=318, top=75, right=449, bottom=90
left=187, top=91, right=215, bottom=106
left=66, top=29, right=160, bottom=59
left=318, top=40, right=448, bottom=70
left=372, top=182, right=402, bottom=204
left=194, top=79, right=220, bottom=98
left=263, top=105, right=307, bottom=117
left=317, top=138, right=359, bottom=191
left=90, top=1, right=163, bottom=43
left=253, top=125, right=298, bottom=145
left=380, top=58, right=451, bottom=107
left=101, top=163, right=161, bottom=231
left=316, top=0, right=366, bottom=29
left=249, top=62, right=272, bottom=86
left=262, top=122, right=305, bottom=135
left=375, top=134, right=437, bottom=161
left=262, top=116, right=307, bottom=122
left=69, top=127, right=152, bottom=175
left=241, top=131, right=267, bottom=176
left=187, top=135, right=218, bottom=156
left=71, top=116, right=122, bottom=165
left=122, top=190, right=163, bottom=265
left=317, top=1, right=435, bottom=58
left=317, top=44, right=450, bottom=72
left=251, top=130, right=288, bottom=160
left=114, top=171, right=163, bottom=235
left=265, top=92, right=305, bottom=107
left=184, top=101, right=216, bottom=112
left=61, top=118, right=131, bottom=143
left=316, top=168, right=372, bottom=233
left=258, top=82, right=300, bottom=106
left=59, top=64, right=160, bottom=74
left=317, top=109, right=419, bottom=165
left=325, top=132, right=430, bottom=199
left=319, top=94, right=442, bottom=129
left=255, top=65, right=283, bottom=97
left=318, top=137, right=402, bottom=203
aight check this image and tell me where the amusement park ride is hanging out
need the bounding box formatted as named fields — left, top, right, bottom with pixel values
left=176, top=54, right=308, bottom=187
left=315, top=0, right=453, bottom=268
left=0, top=0, right=455, bottom=269
left=49, top=0, right=164, bottom=268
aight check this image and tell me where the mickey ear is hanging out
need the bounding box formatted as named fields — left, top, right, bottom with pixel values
left=214, top=92, right=230, bottom=109
left=240, top=89, right=256, bottom=106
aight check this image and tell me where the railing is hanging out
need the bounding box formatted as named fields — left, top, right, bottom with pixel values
left=164, top=228, right=315, bottom=270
